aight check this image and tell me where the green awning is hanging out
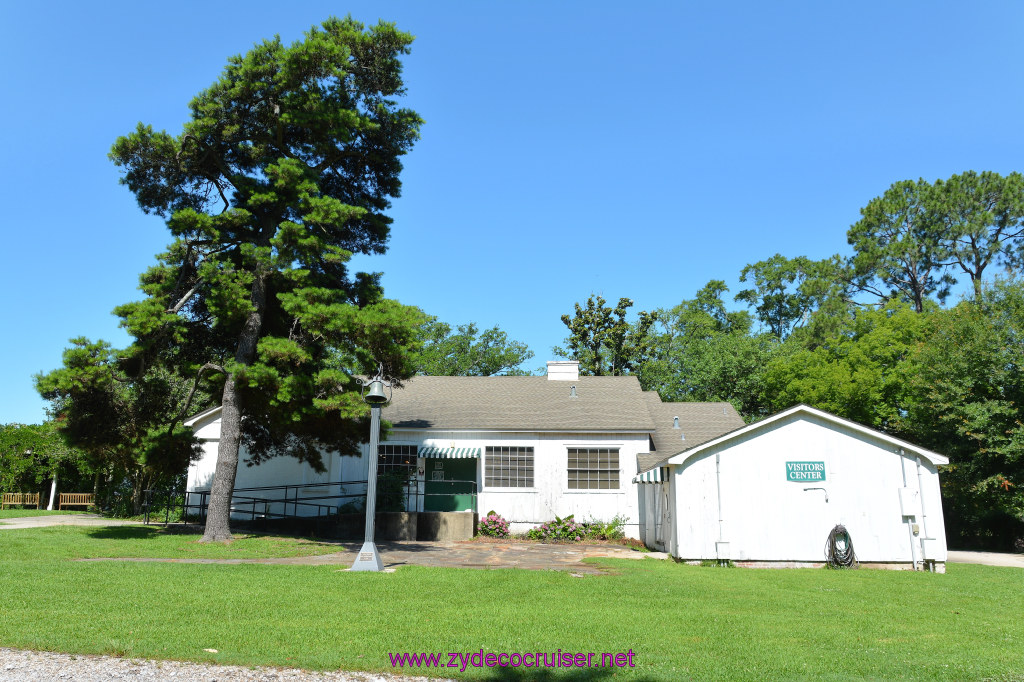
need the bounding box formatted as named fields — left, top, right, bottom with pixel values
left=418, top=447, right=481, bottom=459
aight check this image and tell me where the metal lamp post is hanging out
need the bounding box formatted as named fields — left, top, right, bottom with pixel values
left=350, top=365, right=393, bottom=572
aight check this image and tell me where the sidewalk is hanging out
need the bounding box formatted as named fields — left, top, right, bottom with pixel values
left=947, top=550, right=1024, bottom=568
left=0, top=514, right=146, bottom=530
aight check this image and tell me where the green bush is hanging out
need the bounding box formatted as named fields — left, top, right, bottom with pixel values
left=583, top=514, right=626, bottom=540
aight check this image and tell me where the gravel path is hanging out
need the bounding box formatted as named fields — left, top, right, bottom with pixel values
left=0, top=649, right=446, bottom=682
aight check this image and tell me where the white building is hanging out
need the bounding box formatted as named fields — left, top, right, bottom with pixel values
left=185, top=365, right=950, bottom=569
left=635, top=405, right=949, bottom=571
left=185, top=361, right=742, bottom=539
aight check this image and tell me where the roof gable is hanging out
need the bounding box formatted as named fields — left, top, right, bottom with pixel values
left=663, top=404, right=948, bottom=468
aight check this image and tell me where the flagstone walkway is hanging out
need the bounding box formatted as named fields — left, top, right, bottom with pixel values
left=77, top=540, right=666, bottom=574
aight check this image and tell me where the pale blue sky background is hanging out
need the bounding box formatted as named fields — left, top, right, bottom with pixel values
left=2, top=2, right=1023, bottom=424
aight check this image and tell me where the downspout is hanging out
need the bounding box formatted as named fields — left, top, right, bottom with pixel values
left=715, top=454, right=724, bottom=542
left=916, top=456, right=932, bottom=572
left=900, top=449, right=918, bottom=571
left=915, top=457, right=929, bottom=539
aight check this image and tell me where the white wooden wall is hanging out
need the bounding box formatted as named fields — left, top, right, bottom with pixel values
left=669, top=413, right=948, bottom=563
left=185, top=416, right=650, bottom=537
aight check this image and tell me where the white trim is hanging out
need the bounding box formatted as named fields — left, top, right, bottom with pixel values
left=400, top=428, right=653, bottom=434
left=180, top=406, right=651, bottom=435
left=663, top=405, right=949, bottom=468
left=484, top=488, right=539, bottom=493
left=183, top=405, right=222, bottom=427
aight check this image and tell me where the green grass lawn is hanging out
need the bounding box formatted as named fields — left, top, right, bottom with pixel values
left=0, top=526, right=1022, bottom=680
left=0, top=509, right=88, bottom=519
left=0, top=525, right=343, bottom=559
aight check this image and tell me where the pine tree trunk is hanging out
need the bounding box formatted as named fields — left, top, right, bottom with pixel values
left=201, top=271, right=267, bottom=543
left=131, top=474, right=144, bottom=516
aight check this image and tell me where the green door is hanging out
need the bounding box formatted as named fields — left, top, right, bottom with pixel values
left=423, top=458, right=477, bottom=512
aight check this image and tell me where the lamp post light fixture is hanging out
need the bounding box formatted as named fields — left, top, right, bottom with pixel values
left=350, top=365, right=393, bottom=572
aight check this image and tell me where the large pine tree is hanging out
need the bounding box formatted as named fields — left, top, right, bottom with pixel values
left=109, top=17, right=425, bottom=541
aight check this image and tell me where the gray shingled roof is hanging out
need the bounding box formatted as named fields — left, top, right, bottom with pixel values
left=644, top=393, right=744, bottom=456
left=635, top=392, right=745, bottom=475
left=382, top=375, right=655, bottom=431
left=636, top=452, right=665, bottom=475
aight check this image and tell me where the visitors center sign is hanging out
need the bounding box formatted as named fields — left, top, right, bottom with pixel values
left=786, top=461, right=826, bottom=482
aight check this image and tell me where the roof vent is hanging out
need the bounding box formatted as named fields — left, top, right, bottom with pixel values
left=673, top=416, right=680, bottom=429
left=569, top=385, right=577, bottom=398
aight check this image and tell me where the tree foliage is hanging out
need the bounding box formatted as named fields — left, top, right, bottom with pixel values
left=931, top=170, right=1024, bottom=300
left=736, top=254, right=851, bottom=340
left=0, top=421, right=91, bottom=499
left=901, top=281, right=1024, bottom=549
left=848, top=178, right=956, bottom=312
left=643, top=281, right=774, bottom=419
left=761, top=302, right=929, bottom=430
left=415, top=319, right=533, bottom=376
left=102, top=17, right=425, bottom=541
left=35, top=338, right=205, bottom=513
left=554, top=295, right=655, bottom=376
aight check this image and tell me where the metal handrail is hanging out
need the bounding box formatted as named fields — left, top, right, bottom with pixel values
left=144, top=477, right=479, bottom=526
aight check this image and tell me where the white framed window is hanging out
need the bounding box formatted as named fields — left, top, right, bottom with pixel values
left=485, top=446, right=534, bottom=488
left=378, top=444, right=417, bottom=478
left=567, top=447, right=620, bottom=490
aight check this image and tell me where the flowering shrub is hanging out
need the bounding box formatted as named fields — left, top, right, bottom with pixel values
left=525, top=514, right=627, bottom=542
left=478, top=511, right=510, bottom=538
left=526, top=514, right=586, bottom=542
left=583, top=514, right=626, bottom=540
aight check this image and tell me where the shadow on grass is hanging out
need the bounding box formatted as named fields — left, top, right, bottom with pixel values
left=84, top=525, right=196, bottom=541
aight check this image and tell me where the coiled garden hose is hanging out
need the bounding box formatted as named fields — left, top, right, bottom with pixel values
left=824, top=524, right=859, bottom=569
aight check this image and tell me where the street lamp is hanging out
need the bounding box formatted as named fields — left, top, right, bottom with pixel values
left=350, top=365, right=393, bottom=572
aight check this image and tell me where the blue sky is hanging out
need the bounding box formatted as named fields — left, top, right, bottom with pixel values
left=2, top=2, right=1023, bottom=424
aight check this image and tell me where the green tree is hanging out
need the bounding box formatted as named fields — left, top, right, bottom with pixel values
left=643, top=281, right=775, bottom=419
left=415, top=319, right=533, bottom=376
left=931, top=170, right=1024, bottom=301
left=35, top=339, right=203, bottom=514
left=554, top=295, right=655, bottom=376
left=761, top=302, right=929, bottom=430
left=902, top=280, right=1024, bottom=550
left=0, top=421, right=92, bottom=504
left=736, top=254, right=851, bottom=340
left=848, top=178, right=955, bottom=312
left=106, top=17, right=425, bottom=541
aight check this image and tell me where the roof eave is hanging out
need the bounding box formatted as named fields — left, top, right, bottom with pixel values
left=664, top=404, right=949, bottom=468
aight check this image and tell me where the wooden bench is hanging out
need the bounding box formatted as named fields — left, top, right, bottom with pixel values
left=1, top=493, right=40, bottom=509
left=58, top=493, right=94, bottom=510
